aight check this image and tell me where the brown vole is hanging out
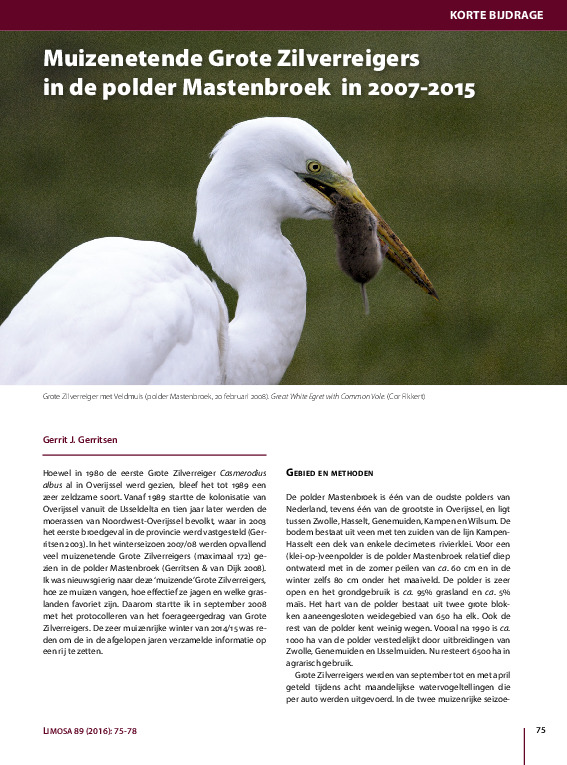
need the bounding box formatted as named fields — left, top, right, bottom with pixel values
left=332, top=194, right=387, bottom=314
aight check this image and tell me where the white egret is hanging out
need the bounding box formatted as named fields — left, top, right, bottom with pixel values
left=0, top=117, right=436, bottom=385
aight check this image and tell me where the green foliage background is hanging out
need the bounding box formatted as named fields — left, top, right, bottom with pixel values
left=1, top=31, right=565, bottom=384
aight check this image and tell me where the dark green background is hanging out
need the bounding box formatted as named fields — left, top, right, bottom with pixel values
left=1, top=32, right=565, bottom=384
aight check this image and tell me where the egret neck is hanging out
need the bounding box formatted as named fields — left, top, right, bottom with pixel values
left=195, top=210, right=307, bottom=385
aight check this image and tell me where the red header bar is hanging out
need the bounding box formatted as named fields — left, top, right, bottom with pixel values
left=2, top=1, right=566, bottom=31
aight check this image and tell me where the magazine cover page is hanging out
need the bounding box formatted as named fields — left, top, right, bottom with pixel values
left=1, top=3, right=565, bottom=763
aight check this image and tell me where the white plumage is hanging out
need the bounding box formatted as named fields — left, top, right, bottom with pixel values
left=0, top=117, right=435, bottom=385
left=0, top=238, right=228, bottom=384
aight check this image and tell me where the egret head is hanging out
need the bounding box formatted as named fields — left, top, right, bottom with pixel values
left=196, top=117, right=351, bottom=223
left=194, top=117, right=437, bottom=299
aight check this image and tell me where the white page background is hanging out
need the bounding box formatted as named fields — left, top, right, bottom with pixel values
left=1, top=385, right=563, bottom=763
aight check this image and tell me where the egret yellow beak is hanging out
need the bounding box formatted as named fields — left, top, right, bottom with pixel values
left=298, top=166, right=438, bottom=300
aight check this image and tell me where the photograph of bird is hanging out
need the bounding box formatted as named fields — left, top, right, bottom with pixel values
left=0, top=117, right=436, bottom=385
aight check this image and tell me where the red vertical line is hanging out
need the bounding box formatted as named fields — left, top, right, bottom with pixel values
left=523, top=727, right=525, bottom=764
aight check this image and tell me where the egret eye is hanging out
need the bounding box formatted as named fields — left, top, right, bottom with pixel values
left=307, top=160, right=322, bottom=174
